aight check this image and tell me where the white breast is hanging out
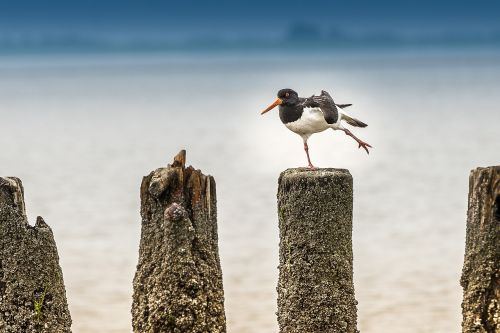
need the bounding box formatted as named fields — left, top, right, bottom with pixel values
left=284, top=107, right=331, bottom=139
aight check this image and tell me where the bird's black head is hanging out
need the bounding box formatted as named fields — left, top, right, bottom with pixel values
left=277, top=88, right=299, bottom=106
left=261, top=88, right=299, bottom=114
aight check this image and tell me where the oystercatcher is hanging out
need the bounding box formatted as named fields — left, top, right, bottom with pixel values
left=261, top=88, right=372, bottom=168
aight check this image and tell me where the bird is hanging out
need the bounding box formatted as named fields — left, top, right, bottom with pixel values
left=260, top=88, right=372, bottom=169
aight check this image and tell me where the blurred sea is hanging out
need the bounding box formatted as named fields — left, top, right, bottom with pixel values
left=1, top=49, right=499, bottom=333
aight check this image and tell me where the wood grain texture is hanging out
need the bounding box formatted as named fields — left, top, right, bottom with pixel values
left=132, top=151, right=226, bottom=333
left=277, top=168, right=358, bottom=333
left=0, top=177, right=72, bottom=333
left=461, top=166, right=499, bottom=333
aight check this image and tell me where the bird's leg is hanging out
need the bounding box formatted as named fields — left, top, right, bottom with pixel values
left=343, top=128, right=373, bottom=154
left=303, top=141, right=316, bottom=169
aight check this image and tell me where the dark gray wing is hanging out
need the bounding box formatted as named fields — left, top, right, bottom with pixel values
left=302, top=90, right=338, bottom=124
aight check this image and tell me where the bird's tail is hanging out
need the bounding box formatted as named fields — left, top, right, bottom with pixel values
left=341, top=111, right=368, bottom=128
left=336, top=103, right=352, bottom=109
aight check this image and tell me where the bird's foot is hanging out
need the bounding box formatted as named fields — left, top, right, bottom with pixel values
left=307, top=163, right=317, bottom=170
left=358, top=141, right=373, bottom=154
left=343, top=129, right=373, bottom=155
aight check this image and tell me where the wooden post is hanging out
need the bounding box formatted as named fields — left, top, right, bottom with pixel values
left=0, top=177, right=72, bottom=333
left=461, top=166, right=499, bottom=333
left=132, top=150, right=226, bottom=333
left=277, top=168, right=358, bottom=333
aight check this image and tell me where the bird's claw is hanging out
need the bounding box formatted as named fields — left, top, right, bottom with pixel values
left=358, top=141, right=373, bottom=154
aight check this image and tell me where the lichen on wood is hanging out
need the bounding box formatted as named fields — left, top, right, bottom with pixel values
left=132, top=150, right=226, bottom=333
left=277, top=168, right=358, bottom=333
left=0, top=177, right=72, bottom=333
left=461, top=166, right=499, bottom=333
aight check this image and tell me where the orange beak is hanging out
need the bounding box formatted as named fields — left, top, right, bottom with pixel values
left=261, top=98, right=283, bottom=115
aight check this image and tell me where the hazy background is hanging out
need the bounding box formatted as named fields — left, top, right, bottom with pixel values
left=1, top=1, right=499, bottom=332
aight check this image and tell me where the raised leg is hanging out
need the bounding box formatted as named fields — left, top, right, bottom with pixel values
left=343, top=128, right=372, bottom=154
left=303, top=141, right=316, bottom=169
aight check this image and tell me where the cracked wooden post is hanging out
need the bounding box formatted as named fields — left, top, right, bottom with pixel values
left=461, top=166, right=499, bottom=333
left=132, top=150, right=226, bottom=333
left=277, top=168, right=358, bottom=333
left=0, top=177, right=72, bottom=333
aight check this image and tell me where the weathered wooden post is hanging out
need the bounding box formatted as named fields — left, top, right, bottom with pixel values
left=461, top=166, right=499, bottom=333
left=0, top=177, right=72, bottom=333
left=277, top=168, right=358, bottom=333
left=132, top=150, right=226, bottom=333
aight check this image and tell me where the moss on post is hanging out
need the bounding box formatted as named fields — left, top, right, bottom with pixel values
left=277, top=168, right=358, bottom=333
left=132, top=150, right=226, bottom=333
left=461, top=166, right=499, bottom=333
